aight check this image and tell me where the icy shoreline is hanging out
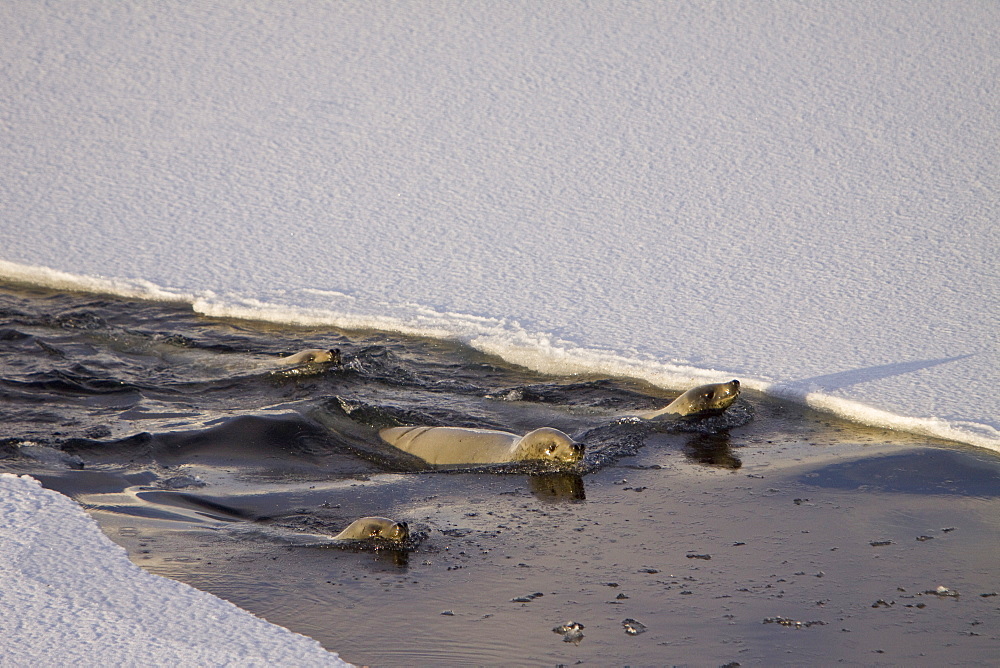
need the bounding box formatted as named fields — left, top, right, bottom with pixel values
left=0, top=473, right=348, bottom=666
left=2, top=260, right=996, bottom=454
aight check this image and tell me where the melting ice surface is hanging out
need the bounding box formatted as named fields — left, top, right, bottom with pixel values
left=0, top=1, right=997, bottom=663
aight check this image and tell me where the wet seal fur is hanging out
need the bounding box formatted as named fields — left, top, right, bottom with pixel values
left=332, top=516, right=409, bottom=542
left=638, top=380, right=741, bottom=419
left=378, top=426, right=583, bottom=466
left=278, top=348, right=341, bottom=366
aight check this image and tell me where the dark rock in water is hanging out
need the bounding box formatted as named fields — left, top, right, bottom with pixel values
left=622, top=618, right=647, bottom=635
left=552, top=621, right=585, bottom=644
left=763, top=616, right=826, bottom=629
left=159, top=475, right=206, bottom=489
left=512, top=592, right=544, bottom=602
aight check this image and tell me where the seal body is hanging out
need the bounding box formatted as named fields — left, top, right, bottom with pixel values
left=333, top=516, right=409, bottom=542
left=278, top=348, right=341, bottom=366
left=378, top=426, right=583, bottom=466
left=638, top=380, right=741, bottom=419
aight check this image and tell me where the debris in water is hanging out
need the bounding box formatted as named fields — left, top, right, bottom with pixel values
left=927, top=586, right=958, bottom=597
left=869, top=540, right=893, bottom=547
left=622, top=618, right=647, bottom=635
left=159, top=475, right=206, bottom=489
left=763, top=616, right=826, bottom=629
left=687, top=553, right=711, bottom=560
left=511, top=592, right=544, bottom=603
left=872, top=599, right=894, bottom=608
left=552, top=621, right=585, bottom=644
left=915, top=535, right=934, bottom=542
left=440, top=610, right=455, bottom=616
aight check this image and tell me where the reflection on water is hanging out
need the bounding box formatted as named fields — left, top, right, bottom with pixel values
left=527, top=473, right=587, bottom=502
left=683, top=432, right=742, bottom=469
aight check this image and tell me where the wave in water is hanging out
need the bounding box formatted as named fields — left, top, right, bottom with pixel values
left=2, top=258, right=996, bottom=453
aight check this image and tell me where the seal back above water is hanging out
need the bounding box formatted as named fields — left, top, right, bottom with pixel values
left=378, top=426, right=583, bottom=466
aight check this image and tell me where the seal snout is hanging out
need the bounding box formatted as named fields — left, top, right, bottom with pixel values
left=560, top=437, right=585, bottom=463
left=387, top=520, right=410, bottom=542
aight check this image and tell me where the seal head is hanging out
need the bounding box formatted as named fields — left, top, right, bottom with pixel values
left=515, top=427, right=585, bottom=463
left=639, top=380, right=741, bottom=419
left=333, top=516, right=409, bottom=542
left=279, top=348, right=342, bottom=366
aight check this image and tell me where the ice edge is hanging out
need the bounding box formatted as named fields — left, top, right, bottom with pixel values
left=2, top=259, right=996, bottom=454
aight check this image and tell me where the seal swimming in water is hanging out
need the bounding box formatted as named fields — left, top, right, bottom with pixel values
left=378, top=426, right=584, bottom=466
left=277, top=348, right=341, bottom=366
left=332, top=516, right=409, bottom=542
left=637, top=380, right=741, bottom=419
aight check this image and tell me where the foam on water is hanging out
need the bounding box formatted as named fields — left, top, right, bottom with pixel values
left=3, top=258, right=996, bottom=454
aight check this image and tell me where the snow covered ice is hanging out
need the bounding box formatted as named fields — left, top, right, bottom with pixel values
left=0, top=474, right=348, bottom=666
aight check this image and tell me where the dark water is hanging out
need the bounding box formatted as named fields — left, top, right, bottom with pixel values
left=2, top=282, right=999, bottom=667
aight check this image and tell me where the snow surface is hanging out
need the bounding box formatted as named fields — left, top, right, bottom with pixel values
left=0, top=1, right=997, bottom=661
left=2, top=1, right=995, bottom=449
left=0, top=474, right=348, bottom=666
